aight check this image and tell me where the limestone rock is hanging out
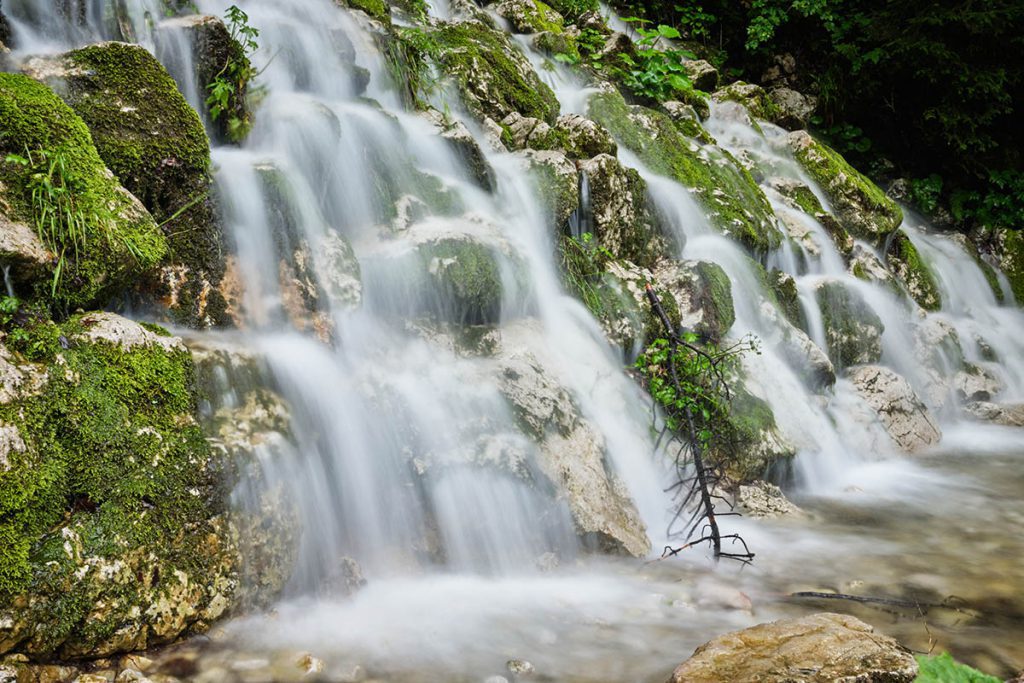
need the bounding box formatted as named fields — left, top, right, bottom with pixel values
left=683, top=60, right=718, bottom=92
left=737, top=481, right=804, bottom=518
left=554, top=114, right=616, bottom=159
left=953, top=363, right=1004, bottom=402
left=667, top=613, right=917, bottom=683
left=0, top=219, right=52, bottom=286
left=789, top=130, right=903, bottom=244
left=767, top=86, right=817, bottom=129
left=501, top=112, right=560, bottom=151
left=653, top=259, right=734, bottom=342
left=496, top=349, right=649, bottom=557
left=579, top=154, right=665, bottom=268
left=421, top=108, right=496, bottom=191
left=711, top=81, right=776, bottom=120
left=886, top=231, right=942, bottom=311
left=848, top=365, right=941, bottom=453
left=964, top=401, right=1024, bottom=427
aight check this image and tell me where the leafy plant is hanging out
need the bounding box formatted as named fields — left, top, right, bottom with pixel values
left=4, top=148, right=130, bottom=297
left=914, top=653, right=1001, bottom=683
left=206, top=5, right=259, bottom=143
left=617, top=21, right=700, bottom=103
left=907, top=174, right=943, bottom=216
left=673, top=2, right=717, bottom=42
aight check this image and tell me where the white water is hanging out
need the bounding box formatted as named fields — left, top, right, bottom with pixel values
left=5, top=0, right=1024, bottom=678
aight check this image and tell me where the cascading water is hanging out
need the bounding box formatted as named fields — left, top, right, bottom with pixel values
left=5, top=0, right=1024, bottom=678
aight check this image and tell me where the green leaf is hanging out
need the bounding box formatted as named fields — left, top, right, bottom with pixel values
left=914, top=653, right=1000, bottom=683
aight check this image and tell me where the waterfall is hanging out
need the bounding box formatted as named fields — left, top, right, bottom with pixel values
left=4, top=0, right=1024, bottom=677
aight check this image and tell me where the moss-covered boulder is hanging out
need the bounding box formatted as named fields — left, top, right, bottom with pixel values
left=711, top=81, right=779, bottom=121
left=653, top=259, right=735, bottom=342
left=716, top=381, right=795, bottom=483
left=555, top=113, right=616, bottom=159
left=989, top=228, right=1024, bottom=304
left=579, top=153, right=666, bottom=268
left=0, top=73, right=166, bottom=311
left=814, top=279, right=885, bottom=369
left=580, top=258, right=679, bottom=352
left=0, top=314, right=264, bottom=659
left=493, top=0, right=565, bottom=34
left=588, top=89, right=783, bottom=255
left=23, top=42, right=227, bottom=327
left=886, top=231, right=942, bottom=311
left=788, top=130, right=903, bottom=244
left=418, top=21, right=560, bottom=125
left=770, top=178, right=853, bottom=256
left=421, top=108, right=496, bottom=191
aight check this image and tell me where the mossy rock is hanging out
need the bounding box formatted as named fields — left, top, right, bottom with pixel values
left=0, top=314, right=236, bottom=658
left=415, top=21, right=560, bottom=124
left=579, top=153, right=666, bottom=268
left=418, top=238, right=507, bottom=324
left=654, top=259, right=734, bottom=343
left=339, top=0, right=391, bottom=23
left=541, top=0, right=599, bottom=22
left=715, top=383, right=795, bottom=483
left=788, top=130, right=902, bottom=245
left=711, top=81, right=780, bottom=121
left=886, top=231, right=942, bottom=311
left=494, top=0, right=566, bottom=34
left=587, top=89, right=783, bottom=255
left=0, top=73, right=166, bottom=312
left=815, top=279, right=885, bottom=369
left=520, top=149, right=579, bottom=231
left=994, top=228, right=1024, bottom=304
left=25, top=42, right=227, bottom=327
left=772, top=178, right=853, bottom=255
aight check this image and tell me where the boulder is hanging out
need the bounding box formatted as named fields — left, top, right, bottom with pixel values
left=848, top=365, right=941, bottom=453
left=759, top=299, right=836, bottom=391
left=588, top=89, right=783, bottom=255
left=964, top=401, right=1024, bottom=427
left=814, top=280, right=884, bottom=369
left=982, top=227, right=1024, bottom=305
left=0, top=315, right=291, bottom=660
left=554, top=114, right=616, bottom=159
left=770, top=178, right=853, bottom=256
left=493, top=0, right=565, bottom=34
left=683, top=60, right=718, bottom=92
left=885, top=231, right=941, bottom=311
left=952, top=363, right=1004, bottom=402
left=711, top=81, right=777, bottom=120
left=652, top=259, right=734, bottom=342
left=788, top=130, right=903, bottom=244
left=23, top=42, right=226, bottom=327
left=518, top=149, right=579, bottom=230
left=667, top=613, right=918, bottom=683
left=579, top=154, right=665, bottom=268
left=849, top=243, right=898, bottom=289
left=424, top=21, right=559, bottom=125
left=594, top=259, right=678, bottom=350
left=767, top=86, right=816, bottom=129
left=500, top=111, right=562, bottom=151
left=495, top=348, right=649, bottom=557
left=736, top=481, right=804, bottom=518
left=0, top=219, right=52, bottom=287
left=0, top=73, right=166, bottom=311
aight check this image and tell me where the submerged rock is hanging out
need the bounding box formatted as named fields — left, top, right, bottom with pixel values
left=788, top=130, right=903, bottom=244
left=422, top=108, right=496, bottom=191
left=0, top=73, right=166, bottom=311
left=667, top=613, right=918, bottom=683
left=23, top=42, right=226, bottom=327
left=848, top=365, right=941, bottom=453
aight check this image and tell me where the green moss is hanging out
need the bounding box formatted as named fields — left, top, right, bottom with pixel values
left=509, top=0, right=566, bottom=34
left=691, top=261, right=735, bottom=341
left=815, top=280, right=884, bottom=368
left=888, top=232, right=942, bottom=311
left=533, top=31, right=580, bottom=62
left=914, top=653, right=1000, bottom=683
left=58, top=43, right=225, bottom=326
left=588, top=90, right=782, bottom=254
left=713, top=81, right=781, bottom=121
left=719, top=385, right=782, bottom=481
left=418, top=238, right=504, bottom=324
left=0, top=73, right=166, bottom=312
left=543, top=0, right=598, bottom=22
left=417, top=21, right=560, bottom=124
left=343, top=0, right=391, bottom=23
left=0, top=317, right=217, bottom=615
left=790, top=131, right=902, bottom=243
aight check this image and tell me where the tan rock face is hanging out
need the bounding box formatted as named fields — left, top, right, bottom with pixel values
left=668, top=613, right=918, bottom=683
left=847, top=365, right=941, bottom=453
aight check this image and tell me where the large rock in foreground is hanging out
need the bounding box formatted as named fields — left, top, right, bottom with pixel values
left=0, top=314, right=292, bottom=660
left=667, top=613, right=918, bottom=683
left=848, top=365, right=941, bottom=453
